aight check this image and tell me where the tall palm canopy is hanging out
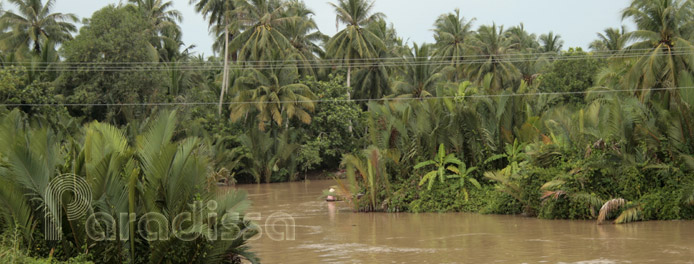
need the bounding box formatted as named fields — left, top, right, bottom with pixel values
left=190, top=0, right=235, bottom=27
left=432, top=8, right=475, bottom=65
left=189, top=0, right=237, bottom=114
left=192, top=0, right=238, bottom=57
left=231, top=0, right=297, bottom=62
left=130, top=0, right=182, bottom=28
left=505, top=24, right=545, bottom=84
left=0, top=0, right=78, bottom=56
left=589, top=26, right=629, bottom=52
left=538, top=31, right=564, bottom=53
left=505, top=23, right=539, bottom=52
left=230, top=62, right=317, bottom=131
left=466, top=24, right=521, bottom=90
left=620, top=0, right=694, bottom=102
left=129, top=0, right=183, bottom=60
left=326, top=0, right=385, bottom=88
left=352, top=59, right=391, bottom=100
left=393, top=43, right=440, bottom=98
left=281, top=0, right=327, bottom=72
left=366, top=17, right=403, bottom=55
left=349, top=18, right=395, bottom=101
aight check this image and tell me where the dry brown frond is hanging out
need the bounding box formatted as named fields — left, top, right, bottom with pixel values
left=541, top=190, right=566, bottom=201
left=597, top=198, right=626, bottom=224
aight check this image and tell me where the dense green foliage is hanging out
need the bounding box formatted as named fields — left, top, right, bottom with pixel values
left=0, top=110, right=258, bottom=263
left=3, top=0, right=694, bottom=262
left=59, top=6, right=164, bottom=123
left=538, top=48, right=603, bottom=104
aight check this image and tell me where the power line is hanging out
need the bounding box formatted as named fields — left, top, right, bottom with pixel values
left=3, top=49, right=692, bottom=72
left=2, top=86, right=691, bottom=107
left=1, top=47, right=688, bottom=66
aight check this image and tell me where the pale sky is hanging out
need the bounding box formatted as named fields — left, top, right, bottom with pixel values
left=43, top=0, right=632, bottom=56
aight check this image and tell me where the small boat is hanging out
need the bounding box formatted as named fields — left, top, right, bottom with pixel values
left=326, top=188, right=339, bottom=202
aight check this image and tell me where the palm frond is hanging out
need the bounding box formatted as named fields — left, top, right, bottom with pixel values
left=615, top=206, right=642, bottom=224
left=598, top=198, right=626, bottom=224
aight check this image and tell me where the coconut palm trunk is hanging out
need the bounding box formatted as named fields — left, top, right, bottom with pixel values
left=347, top=65, right=351, bottom=99
left=219, top=27, right=230, bottom=115
left=347, top=63, right=353, bottom=133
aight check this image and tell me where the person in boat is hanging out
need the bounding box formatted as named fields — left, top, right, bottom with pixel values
left=326, top=188, right=337, bottom=202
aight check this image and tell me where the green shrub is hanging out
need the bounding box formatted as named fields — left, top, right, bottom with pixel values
left=0, top=231, right=93, bottom=264
left=480, top=190, right=523, bottom=215
left=639, top=190, right=685, bottom=221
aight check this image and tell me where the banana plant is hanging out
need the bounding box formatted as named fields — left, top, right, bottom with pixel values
left=414, top=144, right=462, bottom=190
left=447, top=162, right=480, bottom=201
left=485, top=138, right=528, bottom=176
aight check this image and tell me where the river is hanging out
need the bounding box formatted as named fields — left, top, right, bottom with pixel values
left=232, top=179, right=694, bottom=263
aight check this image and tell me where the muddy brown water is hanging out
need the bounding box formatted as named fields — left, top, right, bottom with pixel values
left=230, top=180, right=694, bottom=263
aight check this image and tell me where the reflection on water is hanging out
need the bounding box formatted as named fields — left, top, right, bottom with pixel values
left=231, top=180, right=694, bottom=263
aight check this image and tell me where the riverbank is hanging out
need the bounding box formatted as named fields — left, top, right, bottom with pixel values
left=270, top=161, right=694, bottom=224
left=235, top=179, right=694, bottom=263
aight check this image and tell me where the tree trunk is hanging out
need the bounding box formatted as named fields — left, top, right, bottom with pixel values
left=347, top=65, right=353, bottom=133
left=346, top=65, right=351, bottom=99
left=219, top=27, right=230, bottom=116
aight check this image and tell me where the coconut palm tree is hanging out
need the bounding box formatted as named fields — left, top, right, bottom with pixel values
left=538, top=31, right=564, bottom=53
left=189, top=0, right=236, bottom=114
left=230, top=61, right=317, bottom=131
left=325, top=0, right=385, bottom=90
left=25, top=38, right=60, bottom=82
left=505, top=23, right=539, bottom=52
left=192, top=0, right=236, bottom=55
left=393, top=43, right=441, bottom=98
left=366, top=17, right=405, bottom=56
left=432, top=9, right=475, bottom=67
left=465, top=24, right=520, bottom=91
left=349, top=18, right=396, bottom=101
left=281, top=0, right=328, bottom=75
left=231, top=0, right=297, bottom=62
left=620, top=0, right=694, bottom=103
left=163, top=47, right=196, bottom=97
left=131, top=0, right=182, bottom=27
left=351, top=59, right=391, bottom=101
left=505, top=24, right=546, bottom=85
left=589, top=26, right=629, bottom=52
left=129, top=0, right=183, bottom=59
left=0, top=0, right=78, bottom=57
